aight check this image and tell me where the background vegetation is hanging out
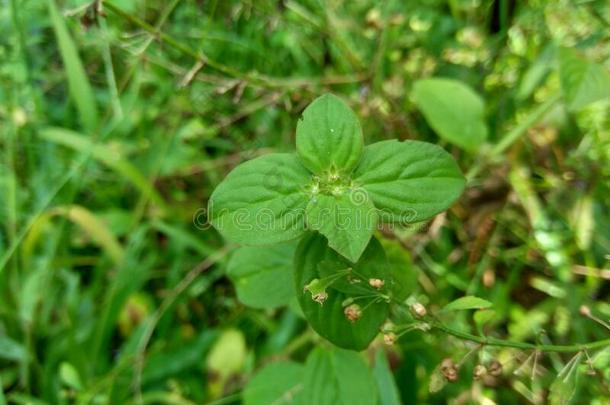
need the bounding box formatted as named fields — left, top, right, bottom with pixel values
left=1, top=0, right=609, bottom=403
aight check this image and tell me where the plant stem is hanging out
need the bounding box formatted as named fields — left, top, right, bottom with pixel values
left=102, top=1, right=367, bottom=89
left=431, top=322, right=610, bottom=353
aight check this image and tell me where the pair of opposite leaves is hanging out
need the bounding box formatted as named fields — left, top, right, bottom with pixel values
left=209, top=93, right=465, bottom=263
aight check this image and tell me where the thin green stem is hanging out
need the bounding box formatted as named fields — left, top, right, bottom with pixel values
left=431, top=322, right=610, bottom=353
left=391, top=300, right=609, bottom=353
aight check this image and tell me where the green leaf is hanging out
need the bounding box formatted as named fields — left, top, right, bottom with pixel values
left=209, top=153, right=311, bottom=245
left=443, top=296, right=492, bottom=312
left=382, top=239, right=416, bottom=301
left=352, top=140, right=465, bottom=223
left=373, top=350, right=401, bottom=405
left=59, top=362, right=83, bottom=391
left=243, top=361, right=304, bottom=405
left=227, top=242, right=297, bottom=309
left=301, top=347, right=378, bottom=405
left=411, top=78, right=487, bottom=151
left=305, top=190, right=377, bottom=262
left=295, top=233, right=389, bottom=351
left=47, top=0, right=98, bottom=132
left=549, top=352, right=582, bottom=405
left=559, top=48, right=610, bottom=110
left=316, top=242, right=388, bottom=296
left=296, top=94, right=364, bottom=175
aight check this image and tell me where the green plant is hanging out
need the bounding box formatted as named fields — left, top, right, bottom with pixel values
left=210, top=93, right=465, bottom=349
left=3, top=0, right=610, bottom=403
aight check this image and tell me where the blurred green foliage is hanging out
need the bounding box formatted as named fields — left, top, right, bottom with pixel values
left=1, top=0, right=609, bottom=403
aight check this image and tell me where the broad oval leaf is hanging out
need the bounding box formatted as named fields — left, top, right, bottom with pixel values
left=296, top=94, right=364, bottom=175
left=301, top=347, right=378, bottom=405
left=411, top=78, right=487, bottom=151
left=208, top=153, right=310, bottom=245
left=559, top=48, right=610, bottom=110
left=443, top=296, right=492, bottom=312
left=352, top=140, right=465, bottom=223
left=305, top=190, right=377, bottom=263
left=243, top=361, right=304, bottom=405
left=295, top=233, right=389, bottom=351
left=227, top=242, right=297, bottom=309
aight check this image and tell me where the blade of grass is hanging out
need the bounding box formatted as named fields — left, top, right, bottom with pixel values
left=47, top=0, right=99, bottom=133
left=38, top=127, right=167, bottom=213
left=90, top=226, right=152, bottom=369
left=23, top=205, right=125, bottom=266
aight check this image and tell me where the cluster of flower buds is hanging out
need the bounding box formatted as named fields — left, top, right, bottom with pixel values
left=440, top=358, right=459, bottom=382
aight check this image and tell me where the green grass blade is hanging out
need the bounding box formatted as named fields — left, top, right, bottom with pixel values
left=23, top=205, right=125, bottom=266
left=47, top=0, right=99, bottom=132
left=39, top=127, right=167, bottom=213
